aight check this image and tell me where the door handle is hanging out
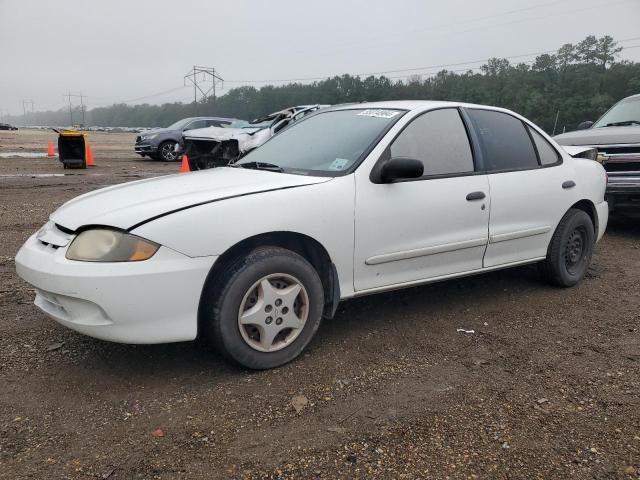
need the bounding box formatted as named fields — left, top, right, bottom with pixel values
left=562, top=180, right=576, bottom=189
left=466, top=191, right=486, bottom=201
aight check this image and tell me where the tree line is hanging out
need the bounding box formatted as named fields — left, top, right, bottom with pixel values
left=10, top=35, right=640, bottom=134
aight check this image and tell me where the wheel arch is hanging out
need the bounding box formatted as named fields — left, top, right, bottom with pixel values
left=569, top=199, right=598, bottom=238
left=197, top=231, right=340, bottom=337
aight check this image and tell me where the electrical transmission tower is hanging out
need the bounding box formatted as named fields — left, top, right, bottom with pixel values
left=22, top=99, right=34, bottom=125
left=63, top=92, right=88, bottom=126
left=183, top=66, right=224, bottom=105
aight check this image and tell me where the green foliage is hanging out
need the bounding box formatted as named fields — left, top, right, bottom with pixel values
left=13, top=36, right=639, bottom=133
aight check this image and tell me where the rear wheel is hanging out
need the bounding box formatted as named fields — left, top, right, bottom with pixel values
left=540, top=208, right=594, bottom=287
left=203, top=247, right=324, bottom=369
left=158, top=141, right=177, bottom=162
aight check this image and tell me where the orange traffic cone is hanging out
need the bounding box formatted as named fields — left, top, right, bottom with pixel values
left=86, top=143, right=95, bottom=167
left=180, top=154, right=190, bottom=173
left=47, top=140, right=55, bottom=157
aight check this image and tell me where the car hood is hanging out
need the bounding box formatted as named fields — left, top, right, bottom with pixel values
left=184, top=125, right=263, bottom=141
left=50, top=167, right=331, bottom=231
left=183, top=126, right=272, bottom=153
left=140, top=127, right=176, bottom=137
left=554, top=126, right=640, bottom=146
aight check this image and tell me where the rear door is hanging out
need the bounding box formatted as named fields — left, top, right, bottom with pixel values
left=464, top=108, right=576, bottom=267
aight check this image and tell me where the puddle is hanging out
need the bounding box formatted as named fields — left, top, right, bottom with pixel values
left=0, top=173, right=109, bottom=178
left=0, top=173, right=66, bottom=177
left=0, top=152, right=53, bottom=158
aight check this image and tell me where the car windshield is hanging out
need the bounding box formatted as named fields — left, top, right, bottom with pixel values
left=166, top=118, right=192, bottom=130
left=234, top=108, right=405, bottom=176
left=593, top=96, right=640, bottom=128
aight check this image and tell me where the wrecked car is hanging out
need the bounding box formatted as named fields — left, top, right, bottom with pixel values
left=179, top=105, right=329, bottom=170
left=134, top=116, right=235, bottom=162
left=555, top=93, right=640, bottom=217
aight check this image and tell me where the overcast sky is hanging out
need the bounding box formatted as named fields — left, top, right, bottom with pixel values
left=1, top=0, right=639, bottom=115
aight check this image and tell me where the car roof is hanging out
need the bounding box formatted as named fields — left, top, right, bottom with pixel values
left=327, top=100, right=508, bottom=113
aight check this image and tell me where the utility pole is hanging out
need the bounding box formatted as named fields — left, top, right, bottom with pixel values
left=22, top=99, right=34, bottom=126
left=183, top=66, right=224, bottom=107
left=63, top=92, right=88, bottom=126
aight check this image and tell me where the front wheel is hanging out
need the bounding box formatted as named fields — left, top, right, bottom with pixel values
left=540, top=208, right=595, bottom=287
left=203, top=247, right=324, bottom=369
left=158, top=141, right=178, bottom=162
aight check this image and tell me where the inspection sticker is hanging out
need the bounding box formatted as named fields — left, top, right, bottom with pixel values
left=357, top=109, right=401, bottom=119
left=329, top=158, right=349, bottom=170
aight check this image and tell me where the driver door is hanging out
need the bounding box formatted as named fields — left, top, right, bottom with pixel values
left=354, top=108, right=490, bottom=291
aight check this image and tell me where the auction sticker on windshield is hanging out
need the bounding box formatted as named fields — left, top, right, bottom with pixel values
left=357, top=109, right=401, bottom=119
left=329, top=158, right=349, bottom=170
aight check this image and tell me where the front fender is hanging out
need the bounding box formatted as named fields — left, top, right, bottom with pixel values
left=131, top=175, right=357, bottom=297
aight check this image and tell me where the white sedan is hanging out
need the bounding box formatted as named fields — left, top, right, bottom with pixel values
left=16, top=101, right=608, bottom=369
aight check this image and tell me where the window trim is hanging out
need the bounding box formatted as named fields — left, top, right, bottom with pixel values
left=463, top=107, right=563, bottom=174
left=525, top=124, right=563, bottom=168
left=369, top=106, right=481, bottom=184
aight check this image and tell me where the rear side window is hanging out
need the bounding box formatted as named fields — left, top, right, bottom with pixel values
left=390, top=108, right=474, bottom=177
left=467, top=109, right=538, bottom=172
left=528, top=127, right=561, bottom=165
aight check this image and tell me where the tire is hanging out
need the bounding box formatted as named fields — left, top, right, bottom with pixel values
left=540, top=208, right=594, bottom=287
left=202, top=247, right=324, bottom=369
left=158, top=141, right=177, bottom=162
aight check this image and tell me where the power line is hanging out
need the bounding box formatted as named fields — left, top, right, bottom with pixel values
left=224, top=39, right=640, bottom=85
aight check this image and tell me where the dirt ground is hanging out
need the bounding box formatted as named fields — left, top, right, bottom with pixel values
left=0, top=129, right=639, bottom=480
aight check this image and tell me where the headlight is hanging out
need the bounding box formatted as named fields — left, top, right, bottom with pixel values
left=142, top=133, right=158, bottom=141
left=66, top=229, right=159, bottom=262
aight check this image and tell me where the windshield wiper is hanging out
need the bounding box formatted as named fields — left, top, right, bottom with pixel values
left=603, top=120, right=640, bottom=127
left=234, top=161, right=284, bottom=172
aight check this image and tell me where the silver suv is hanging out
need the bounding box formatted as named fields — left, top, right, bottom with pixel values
left=554, top=94, right=640, bottom=217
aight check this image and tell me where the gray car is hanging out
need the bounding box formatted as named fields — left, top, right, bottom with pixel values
left=554, top=94, right=640, bottom=217
left=134, top=117, right=235, bottom=161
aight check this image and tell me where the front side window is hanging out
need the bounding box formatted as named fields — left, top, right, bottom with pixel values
left=390, top=108, right=474, bottom=177
left=235, top=109, right=405, bottom=176
left=467, top=109, right=538, bottom=172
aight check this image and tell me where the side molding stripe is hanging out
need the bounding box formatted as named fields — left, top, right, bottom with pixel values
left=365, top=238, right=487, bottom=266
left=489, top=226, right=551, bottom=244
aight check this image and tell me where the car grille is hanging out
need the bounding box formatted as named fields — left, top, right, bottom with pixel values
left=588, top=144, right=640, bottom=175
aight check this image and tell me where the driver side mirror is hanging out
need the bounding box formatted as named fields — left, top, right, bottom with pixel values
left=377, top=157, right=424, bottom=183
left=577, top=120, right=593, bottom=130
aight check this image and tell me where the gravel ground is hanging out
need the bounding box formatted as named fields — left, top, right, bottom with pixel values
left=0, top=129, right=639, bottom=479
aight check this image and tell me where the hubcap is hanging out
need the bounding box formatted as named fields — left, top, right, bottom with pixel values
left=564, top=226, right=587, bottom=275
left=237, top=273, right=309, bottom=353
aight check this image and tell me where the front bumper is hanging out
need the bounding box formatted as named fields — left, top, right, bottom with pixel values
left=606, top=174, right=640, bottom=215
left=15, top=232, right=217, bottom=344
left=134, top=142, right=158, bottom=155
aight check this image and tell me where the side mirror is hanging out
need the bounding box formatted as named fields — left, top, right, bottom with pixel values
left=577, top=120, right=593, bottom=130
left=379, top=157, right=424, bottom=183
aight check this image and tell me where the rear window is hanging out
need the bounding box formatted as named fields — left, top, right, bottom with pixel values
left=528, top=127, right=561, bottom=166
left=467, top=109, right=538, bottom=172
